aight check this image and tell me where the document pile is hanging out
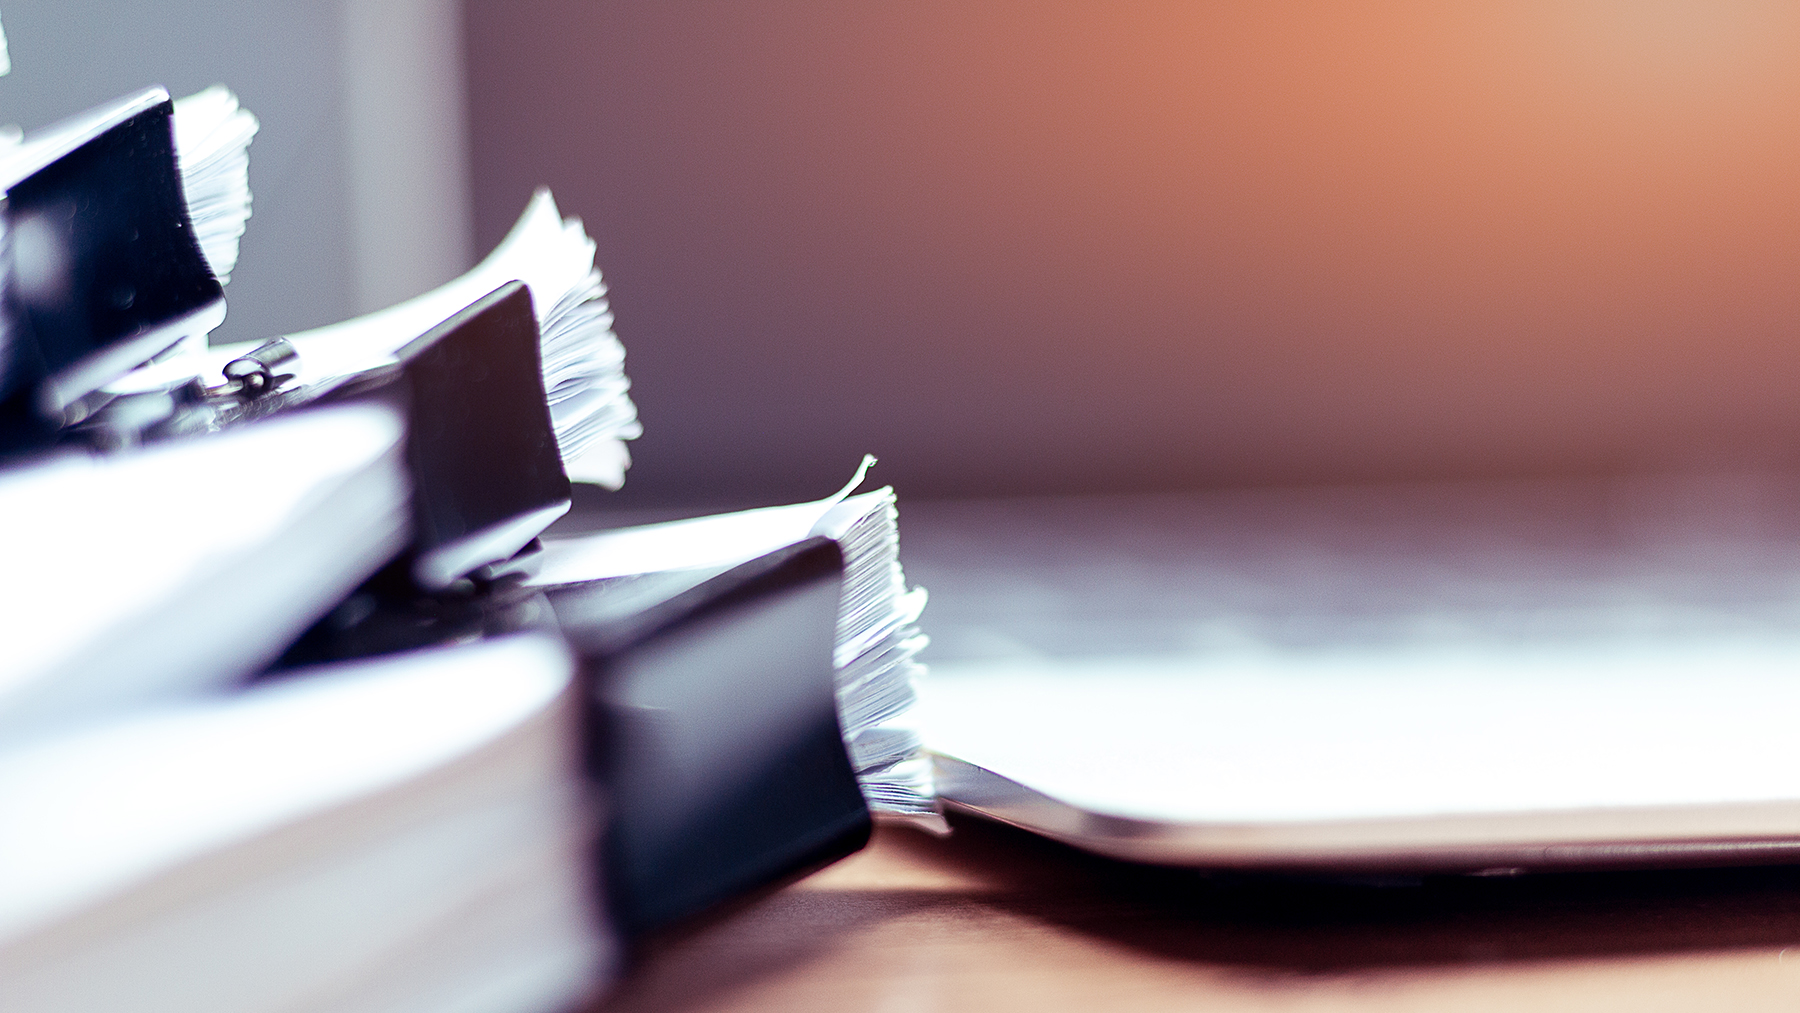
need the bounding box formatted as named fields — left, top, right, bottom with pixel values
left=0, top=637, right=600, bottom=1013
left=0, top=406, right=408, bottom=738
left=0, top=24, right=935, bottom=1013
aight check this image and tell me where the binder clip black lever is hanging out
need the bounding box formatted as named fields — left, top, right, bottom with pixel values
left=268, top=281, right=574, bottom=665
left=0, top=87, right=226, bottom=459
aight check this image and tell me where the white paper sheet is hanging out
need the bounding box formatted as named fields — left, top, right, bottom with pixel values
left=921, top=637, right=1800, bottom=825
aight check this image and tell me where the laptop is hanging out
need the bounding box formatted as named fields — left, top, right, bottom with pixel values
left=902, top=472, right=1800, bottom=872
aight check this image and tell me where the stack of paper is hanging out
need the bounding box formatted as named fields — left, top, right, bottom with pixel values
left=536, top=256, right=640, bottom=487
left=0, top=404, right=409, bottom=741
left=0, top=56, right=916, bottom=1009
left=171, top=85, right=259, bottom=285
left=0, top=634, right=611, bottom=1013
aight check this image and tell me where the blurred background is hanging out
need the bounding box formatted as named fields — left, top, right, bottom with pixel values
left=9, top=1, right=1800, bottom=508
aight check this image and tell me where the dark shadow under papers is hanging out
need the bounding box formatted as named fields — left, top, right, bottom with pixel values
left=594, top=817, right=1800, bottom=1011
left=914, top=816, right=1800, bottom=973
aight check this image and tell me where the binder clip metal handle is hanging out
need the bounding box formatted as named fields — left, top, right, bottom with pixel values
left=221, top=338, right=299, bottom=397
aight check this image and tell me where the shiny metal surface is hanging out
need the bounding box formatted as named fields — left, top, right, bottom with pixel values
left=935, top=754, right=1800, bottom=874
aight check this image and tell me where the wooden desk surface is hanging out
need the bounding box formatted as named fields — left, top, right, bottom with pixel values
left=593, top=817, right=1800, bottom=1012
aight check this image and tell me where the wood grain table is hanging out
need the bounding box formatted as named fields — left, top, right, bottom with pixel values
left=590, top=815, right=1800, bottom=1012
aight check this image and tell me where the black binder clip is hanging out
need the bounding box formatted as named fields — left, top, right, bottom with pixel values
left=546, top=538, right=872, bottom=940
left=267, top=279, right=577, bottom=667
left=0, top=87, right=225, bottom=457
left=315, top=280, right=572, bottom=592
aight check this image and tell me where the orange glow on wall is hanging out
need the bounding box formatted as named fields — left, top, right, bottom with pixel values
left=471, top=1, right=1800, bottom=500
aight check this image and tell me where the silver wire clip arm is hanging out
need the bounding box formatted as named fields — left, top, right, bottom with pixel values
left=219, top=338, right=299, bottom=397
